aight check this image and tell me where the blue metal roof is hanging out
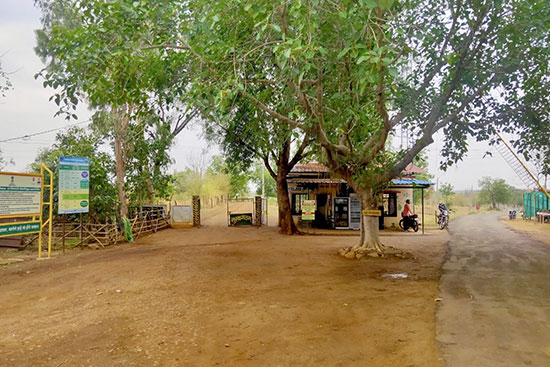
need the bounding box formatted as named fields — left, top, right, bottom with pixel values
left=390, top=178, right=435, bottom=187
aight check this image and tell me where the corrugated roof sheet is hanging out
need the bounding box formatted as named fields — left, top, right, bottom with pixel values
left=290, top=162, right=329, bottom=173
left=288, top=178, right=346, bottom=184
left=403, top=163, right=427, bottom=175
left=292, top=162, right=428, bottom=176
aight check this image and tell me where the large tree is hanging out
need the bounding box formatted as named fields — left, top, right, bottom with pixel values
left=165, top=0, right=550, bottom=256
left=34, top=0, right=193, bottom=217
left=204, top=98, right=312, bottom=234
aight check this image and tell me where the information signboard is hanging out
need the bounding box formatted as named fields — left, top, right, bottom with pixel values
left=301, top=200, right=316, bottom=220
left=58, top=157, right=90, bottom=214
left=0, top=172, right=42, bottom=217
left=229, top=213, right=253, bottom=226
left=0, top=221, right=41, bottom=237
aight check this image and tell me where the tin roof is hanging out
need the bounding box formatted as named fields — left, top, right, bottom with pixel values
left=287, top=178, right=346, bottom=184
left=291, top=162, right=427, bottom=175
left=403, top=163, right=427, bottom=175
left=290, top=162, right=329, bottom=173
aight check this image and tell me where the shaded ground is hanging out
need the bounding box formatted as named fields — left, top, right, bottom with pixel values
left=437, top=212, right=550, bottom=366
left=1, top=222, right=448, bottom=366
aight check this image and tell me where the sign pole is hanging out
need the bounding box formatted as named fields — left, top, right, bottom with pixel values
left=80, top=213, right=83, bottom=247
left=62, top=216, right=66, bottom=254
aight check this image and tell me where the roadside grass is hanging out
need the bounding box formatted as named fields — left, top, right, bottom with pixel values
left=500, top=217, right=550, bottom=245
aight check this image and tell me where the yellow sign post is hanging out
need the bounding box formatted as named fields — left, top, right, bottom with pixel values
left=38, top=164, right=53, bottom=259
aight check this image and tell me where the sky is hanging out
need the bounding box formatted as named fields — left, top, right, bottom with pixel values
left=0, top=0, right=532, bottom=191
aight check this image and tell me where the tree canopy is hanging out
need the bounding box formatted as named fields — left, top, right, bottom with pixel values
left=32, top=0, right=550, bottom=253
left=174, top=0, right=550, bottom=254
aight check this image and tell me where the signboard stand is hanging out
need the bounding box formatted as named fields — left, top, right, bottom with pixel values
left=80, top=213, right=83, bottom=247
left=62, top=216, right=66, bottom=254
left=37, top=164, right=54, bottom=259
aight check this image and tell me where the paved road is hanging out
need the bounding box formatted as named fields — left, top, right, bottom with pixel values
left=437, top=213, right=550, bottom=367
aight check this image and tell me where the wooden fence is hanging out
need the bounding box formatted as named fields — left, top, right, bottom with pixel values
left=37, top=210, right=171, bottom=249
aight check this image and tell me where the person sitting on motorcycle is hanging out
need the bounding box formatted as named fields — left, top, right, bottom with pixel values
left=402, top=199, right=414, bottom=231
left=438, top=202, right=449, bottom=224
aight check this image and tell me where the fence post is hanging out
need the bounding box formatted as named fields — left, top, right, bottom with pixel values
left=193, top=195, right=201, bottom=228
left=255, top=196, right=262, bottom=227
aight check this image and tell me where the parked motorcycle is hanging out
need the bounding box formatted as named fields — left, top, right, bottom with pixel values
left=437, top=209, right=450, bottom=230
left=399, top=214, right=419, bottom=232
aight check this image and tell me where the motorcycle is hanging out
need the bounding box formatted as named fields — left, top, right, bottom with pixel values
left=399, top=214, right=419, bottom=232
left=437, top=209, right=449, bottom=230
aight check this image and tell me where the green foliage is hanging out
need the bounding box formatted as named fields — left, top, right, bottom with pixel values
left=209, top=155, right=250, bottom=197
left=35, top=0, right=194, bottom=216
left=124, top=118, right=175, bottom=204
left=251, top=161, right=277, bottom=197
left=30, top=127, right=119, bottom=221
left=184, top=0, right=550, bottom=209
left=35, top=0, right=187, bottom=117
left=478, top=177, right=513, bottom=209
left=439, top=183, right=455, bottom=205
left=173, top=162, right=232, bottom=207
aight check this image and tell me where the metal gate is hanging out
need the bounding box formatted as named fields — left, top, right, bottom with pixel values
left=227, top=196, right=268, bottom=226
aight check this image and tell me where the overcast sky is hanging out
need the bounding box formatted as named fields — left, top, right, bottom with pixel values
left=0, top=0, right=532, bottom=191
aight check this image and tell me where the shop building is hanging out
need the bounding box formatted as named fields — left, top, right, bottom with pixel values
left=287, top=162, right=434, bottom=231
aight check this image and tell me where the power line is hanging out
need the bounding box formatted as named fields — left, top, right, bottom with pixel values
left=0, top=119, right=91, bottom=143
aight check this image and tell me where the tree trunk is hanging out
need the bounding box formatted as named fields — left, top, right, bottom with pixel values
left=339, top=188, right=386, bottom=258
left=276, top=166, right=298, bottom=235
left=354, top=189, right=385, bottom=253
left=114, top=132, right=129, bottom=218
left=145, top=177, right=154, bottom=203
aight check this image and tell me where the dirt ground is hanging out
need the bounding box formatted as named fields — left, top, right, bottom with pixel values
left=1, top=209, right=449, bottom=367
left=500, top=216, right=550, bottom=246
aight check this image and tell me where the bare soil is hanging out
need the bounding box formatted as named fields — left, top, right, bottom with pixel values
left=1, top=211, right=448, bottom=366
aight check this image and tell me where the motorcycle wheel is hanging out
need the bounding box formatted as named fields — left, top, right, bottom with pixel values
left=399, top=219, right=404, bottom=230
left=413, top=222, right=419, bottom=232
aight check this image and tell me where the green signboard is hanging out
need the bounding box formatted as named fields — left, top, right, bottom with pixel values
left=301, top=200, right=316, bottom=221
left=230, top=213, right=253, bottom=226
left=58, top=157, right=90, bottom=214
left=0, top=221, right=41, bottom=238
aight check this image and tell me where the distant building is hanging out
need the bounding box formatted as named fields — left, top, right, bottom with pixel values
left=286, top=162, right=434, bottom=230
